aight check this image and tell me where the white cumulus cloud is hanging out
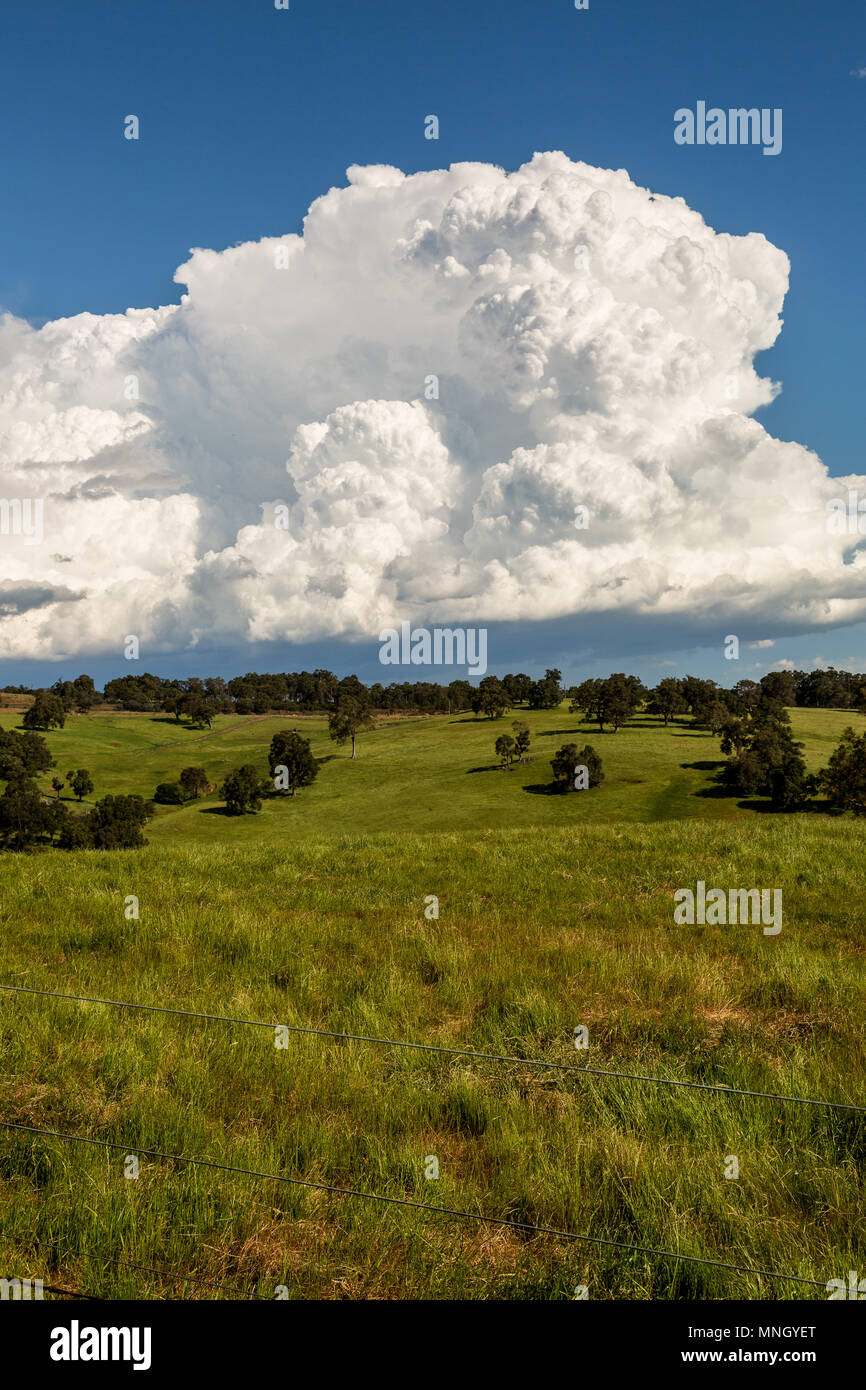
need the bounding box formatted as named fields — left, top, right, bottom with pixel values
left=1, top=151, right=864, bottom=662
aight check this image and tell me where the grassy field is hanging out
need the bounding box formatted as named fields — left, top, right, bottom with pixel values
left=7, top=702, right=863, bottom=841
left=0, top=707, right=863, bottom=1299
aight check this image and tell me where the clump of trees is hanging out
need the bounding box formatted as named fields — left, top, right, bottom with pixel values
left=69, top=795, right=154, bottom=849
left=268, top=731, right=318, bottom=796
left=527, top=669, right=563, bottom=710
left=551, top=743, right=603, bottom=791
left=50, top=675, right=97, bottom=714
left=471, top=676, right=511, bottom=720
left=153, top=766, right=210, bottom=805
left=221, top=765, right=267, bottom=815
left=494, top=721, right=532, bottom=768
left=712, top=685, right=808, bottom=810
left=569, top=674, right=646, bottom=733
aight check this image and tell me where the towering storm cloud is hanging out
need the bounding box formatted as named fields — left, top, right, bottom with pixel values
left=1, top=151, right=863, bottom=660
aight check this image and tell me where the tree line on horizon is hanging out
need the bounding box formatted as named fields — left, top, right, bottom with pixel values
left=4, top=663, right=866, bottom=728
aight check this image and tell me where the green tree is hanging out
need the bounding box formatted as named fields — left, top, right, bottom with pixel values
left=43, top=798, right=69, bottom=844
left=221, top=765, right=266, bottom=815
left=816, top=727, right=866, bottom=815
left=328, top=699, right=375, bottom=758
left=0, top=779, right=48, bottom=849
left=511, top=720, right=531, bottom=761
left=22, top=690, right=65, bottom=731
left=600, top=673, right=645, bottom=732
left=471, top=676, right=511, bottom=720
left=179, top=767, right=210, bottom=801
left=647, top=677, right=687, bottom=726
left=722, top=711, right=808, bottom=809
left=760, top=670, right=797, bottom=708
left=162, top=691, right=184, bottom=722
left=681, top=675, right=718, bottom=718
left=569, top=679, right=605, bottom=731
left=0, top=727, right=53, bottom=781
left=502, top=673, right=533, bottom=706
left=69, top=768, right=94, bottom=802
left=51, top=776, right=65, bottom=798
left=495, top=733, right=516, bottom=768
left=268, top=730, right=318, bottom=797
left=184, top=697, right=215, bottom=729
left=85, top=794, right=154, bottom=848
left=72, top=674, right=97, bottom=713
left=552, top=742, right=603, bottom=791
left=551, top=743, right=579, bottom=790
left=57, top=817, right=94, bottom=850
left=154, top=781, right=184, bottom=805
left=528, top=669, right=563, bottom=710
left=447, top=679, right=474, bottom=713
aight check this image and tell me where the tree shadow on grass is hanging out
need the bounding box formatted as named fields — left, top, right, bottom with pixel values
left=522, top=783, right=566, bottom=796
left=535, top=726, right=599, bottom=738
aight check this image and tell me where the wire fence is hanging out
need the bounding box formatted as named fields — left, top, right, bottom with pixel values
left=0, top=1119, right=830, bottom=1292
left=3, top=976, right=857, bottom=1300
left=3, top=981, right=862, bottom=1112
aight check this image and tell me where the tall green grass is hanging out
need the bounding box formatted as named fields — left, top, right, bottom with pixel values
left=1, top=820, right=863, bottom=1299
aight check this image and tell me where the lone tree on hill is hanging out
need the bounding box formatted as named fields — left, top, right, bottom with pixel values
left=221, top=765, right=266, bottom=815
left=328, top=697, right=374, bottom=759
left=268, top=730, right=319, bottom=796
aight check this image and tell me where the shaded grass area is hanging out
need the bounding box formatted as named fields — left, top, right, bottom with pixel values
left=1, top=820, right=863, bottom=1298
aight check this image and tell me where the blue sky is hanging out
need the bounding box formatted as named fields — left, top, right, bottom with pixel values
left=1, top=0, right=865, bottom=687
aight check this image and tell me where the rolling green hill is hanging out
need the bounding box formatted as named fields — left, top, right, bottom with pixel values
left=10, top=704, right=862, bottom=842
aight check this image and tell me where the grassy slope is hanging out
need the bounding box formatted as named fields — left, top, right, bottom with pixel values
left=12, top=704, right=862, bottom=842
left=0, top=709, right=863, bottom=1299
